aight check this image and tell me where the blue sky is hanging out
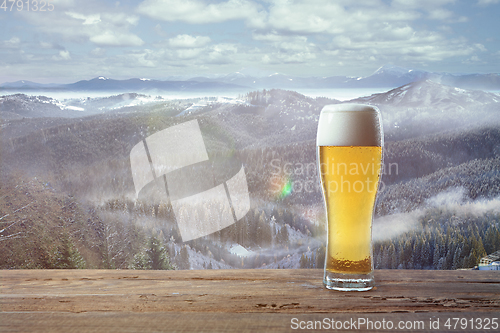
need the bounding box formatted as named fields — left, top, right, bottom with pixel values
left=1, top=0, right=499, bottom=83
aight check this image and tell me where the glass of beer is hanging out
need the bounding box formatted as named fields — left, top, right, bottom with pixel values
left=317, top=103, right=383, bottom=291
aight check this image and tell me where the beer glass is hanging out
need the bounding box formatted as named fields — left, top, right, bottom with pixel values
left=317, top=104, right=383, bottom=291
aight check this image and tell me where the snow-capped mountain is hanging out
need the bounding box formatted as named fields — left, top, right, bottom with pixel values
left=0, top=94, right=81, bottom=119
left=357, top=64, right=430, bottom=88
left=0, top=92, right=251, bottom=119
left=62, top=93, right=170, bottom=114
left=1, top=77, right=246, bottom=93
left=186, top=64, right=500, bottom=90
left=352, top=80, right=500, bottom=140
left=2, top=65, right=499, bottom=92
left=63, top=77, right=246, bottom=92
left=356, top=80, right=500, bottom=109
left=0, top=93, right=172, bottom=119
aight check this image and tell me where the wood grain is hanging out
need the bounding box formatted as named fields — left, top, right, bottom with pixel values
left=1, top=269, right=499, bottom=332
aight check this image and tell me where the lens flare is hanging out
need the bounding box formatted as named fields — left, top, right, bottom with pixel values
left=281, top=178, right=293, bottom=198
left=269, top=174, right=293, bottom=200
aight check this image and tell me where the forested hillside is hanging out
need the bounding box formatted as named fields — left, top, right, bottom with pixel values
left=1, top=85, right=499, bottom=270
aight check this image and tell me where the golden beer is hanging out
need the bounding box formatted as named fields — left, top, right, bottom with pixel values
left=319, top=146, right=382, bottom=274
left=317, top=104, right=383, bottom=291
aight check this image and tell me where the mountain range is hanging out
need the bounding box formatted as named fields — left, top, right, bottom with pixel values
left=1, top=65, right=499, bottom=92
left=2, top=80, right=498, bottom=142
left=355, top=79, right=500, bottom=108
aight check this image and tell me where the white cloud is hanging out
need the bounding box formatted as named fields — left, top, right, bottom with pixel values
left=3, top=0, right=496, bottom=79
left=252, top=32, right=284, bottom=43
left=475, top=43, right=487, bottom=52
left=391, top=0, right=456, bottom=8
left=153, top=24, right=168, bottom=37
left=467, top=55, right=481, bottom=62
left=252, top=33, right=317, bottom=64
left=264, top=2, right=346, bottom=34
left=174, top=48, right=204, bottom=60
left=243, top=0, right=478, bottom=69
left=90, top=31, right=144, bottom=47
left=109, top=41, right=240, bottom=70
left=259, top=1, right=422, bottom=36
left=40, top=41, right=53, bottom=49
left=38, top=41, right=65, bottom=50
left=111, top=49, right=158, bottom=69
left=168, top=35, right=211, bottom=48
left=129, top=52, right=156, bottom=67
left=137, top=0, right=264, bottom=25
left=428, top=8, right=454, bottom=20
left=102, top=13, right=139, bottom=26
left=18, top=8, right=143, bottom=47
left=206, top=44, right=238, bottom=65
left=65, top=12, right=101, bottom=25
left=90, top=47, right=106, bottom=57
left=330, top=31, right=474, bottom=63
left=391, top=0, right=466, bottom=22
left=277, top=51, right=316, bottom=64
left=477, top=0, right=500, bottom=5
left=261, top=54, right=273, bottom=64
left=2, top=37, right=21, bottom=48
left=51, top=0, right=76, bottom=7
left=52, top=50, right=71, bottom=61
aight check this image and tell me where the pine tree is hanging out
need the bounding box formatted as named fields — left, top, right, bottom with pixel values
left=452, top=246, right=462, bottom=269
left=300, top=253, right=308, bottom=268
left=256, top=211, right=272, bottom=247
left=433, top=243, right=442, bottom=269
left=129, top=235, right=175, bottom=270
left=50, top=234, right=86, bottom=269
left=277, top=225, right=289, bottom=245
left=175, top=245, right=190, bottom=270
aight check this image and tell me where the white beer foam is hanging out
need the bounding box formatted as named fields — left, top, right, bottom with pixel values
left=316, top=103, right=382, bottom=146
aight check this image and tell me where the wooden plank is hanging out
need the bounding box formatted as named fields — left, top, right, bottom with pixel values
left=1, top=269, right=499, bottom=313
left=2, top=312, right=500, bottom=333
left=1, top=269, right=499, bottom=332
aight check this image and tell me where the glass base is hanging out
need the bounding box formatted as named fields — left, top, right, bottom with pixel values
left=323, top=270, right=374, bottom=291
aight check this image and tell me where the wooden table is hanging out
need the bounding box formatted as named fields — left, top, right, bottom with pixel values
left=1, top=269, right=499, bottom=332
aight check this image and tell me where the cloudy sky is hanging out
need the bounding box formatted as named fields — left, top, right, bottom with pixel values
left=1, top=0, right=499, bottom=83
